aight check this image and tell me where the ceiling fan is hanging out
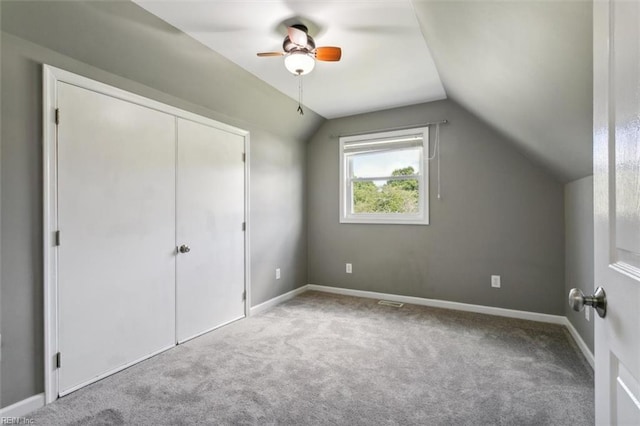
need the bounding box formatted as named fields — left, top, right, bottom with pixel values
left=257, top=24, right=342, bottom=76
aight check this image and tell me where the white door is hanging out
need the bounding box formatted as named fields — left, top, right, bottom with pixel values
left=176, top=118, right=246, bottom=343
left=57, top=82, right=176, bottom=394
left=593, top=1, right=640, bottom=424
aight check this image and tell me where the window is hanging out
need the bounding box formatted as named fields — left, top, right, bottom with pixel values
left=339, top=127, right=429, bottom=225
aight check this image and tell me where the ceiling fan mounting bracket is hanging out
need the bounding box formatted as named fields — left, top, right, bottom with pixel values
left=291, top=24, right=308, bottom=33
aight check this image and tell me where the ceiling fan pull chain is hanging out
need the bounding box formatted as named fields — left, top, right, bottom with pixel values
left=436, top=123, right=441, bottom=199
left=297, top=74, right=304, bottom=115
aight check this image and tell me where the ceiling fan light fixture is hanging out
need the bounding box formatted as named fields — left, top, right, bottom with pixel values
left=284, top=52, right=315, bottom=75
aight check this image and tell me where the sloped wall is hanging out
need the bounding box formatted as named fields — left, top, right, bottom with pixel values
left=0, top=1, right=324, bottom=408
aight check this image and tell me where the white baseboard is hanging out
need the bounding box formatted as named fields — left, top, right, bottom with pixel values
left=250, top=285, right=309, bottom=316
left=307, top=284, right=566, bottom=324
left=0, top=393, right=45, bottom=419
left=563, top=318, right=595, bottom=369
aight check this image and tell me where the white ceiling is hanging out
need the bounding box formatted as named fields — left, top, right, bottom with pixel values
left=132, top=0, right=593, bottom=182
left=133, top=0, right=446, bottom=119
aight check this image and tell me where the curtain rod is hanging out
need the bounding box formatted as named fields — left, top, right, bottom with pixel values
left=330, top=119, right=448, bottom=139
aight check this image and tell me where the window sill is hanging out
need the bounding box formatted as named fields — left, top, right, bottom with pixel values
left=339, top=216, right=429, bottom=225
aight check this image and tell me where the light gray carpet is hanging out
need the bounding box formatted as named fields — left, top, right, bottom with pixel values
left=29, top=291, right=594, bottom=425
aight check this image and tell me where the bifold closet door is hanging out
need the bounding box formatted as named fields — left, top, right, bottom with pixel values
left=176, top=118, right=246, bottom=343
left=57, top=82, right=176, bottom=395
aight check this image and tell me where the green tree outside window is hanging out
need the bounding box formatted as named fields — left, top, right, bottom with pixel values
left=353, top=166, right=419, bottom=213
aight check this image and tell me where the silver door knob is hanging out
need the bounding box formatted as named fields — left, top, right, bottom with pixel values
left=568, top=286, right=607, bottom=318
left=178, top=244, right=191, bottom=254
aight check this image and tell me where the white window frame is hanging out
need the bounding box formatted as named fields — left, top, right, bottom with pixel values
left=339, top=127, right=429, bottom=225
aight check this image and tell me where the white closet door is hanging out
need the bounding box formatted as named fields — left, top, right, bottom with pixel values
left=176, top=118, right=245, bottom=343
left=57, top=82, right=176, bottom=394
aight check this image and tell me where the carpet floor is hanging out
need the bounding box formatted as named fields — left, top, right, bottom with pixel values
left=29, top=291, right=594, bottom=425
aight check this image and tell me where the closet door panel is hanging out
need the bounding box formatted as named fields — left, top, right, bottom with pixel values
left=57, top=82, right=176, bottom=394
left=176, top=118, right=245, bottom=342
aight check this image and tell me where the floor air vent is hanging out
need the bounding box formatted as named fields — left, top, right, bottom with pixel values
left=377, top=300, right=404, bottom=308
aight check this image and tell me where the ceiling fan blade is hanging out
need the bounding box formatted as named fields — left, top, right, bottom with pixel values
left=288, top=26, right=308, bottom=47
left=257, top=52, right=284, bottom=57
left=315, top=46, right=342, bottom=62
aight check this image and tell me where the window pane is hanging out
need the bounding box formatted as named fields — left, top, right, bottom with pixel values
left=339, top=126, right=429, bottom=225
left=350, top=147, right=421, bottom=178
left=352, top=178, right=419, bottom=214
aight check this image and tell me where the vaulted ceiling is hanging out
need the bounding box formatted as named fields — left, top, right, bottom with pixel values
left=133, top=0, right=447, bottom=119
left=413, top=1, right=593, bottom=183
left=135, top=1, right=593, bottom=182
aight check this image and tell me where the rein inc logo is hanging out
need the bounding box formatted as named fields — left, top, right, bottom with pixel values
left=1, top=418, right=34, bottom=425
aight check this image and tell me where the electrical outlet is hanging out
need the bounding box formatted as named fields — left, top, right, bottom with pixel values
left=491, top=275, right=501, bottom=288
left=275, top=268, right=281, bottom=280
left=585, top=306, right=590, bottom=321
left=346, top=263, right=352, bottom=274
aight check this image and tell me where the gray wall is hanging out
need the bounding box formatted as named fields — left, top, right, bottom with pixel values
left=564, top=176, right=594, bottom=353
left=0, top=1, right=323, bottom=408
left=307, top=100, right=565, bottom=314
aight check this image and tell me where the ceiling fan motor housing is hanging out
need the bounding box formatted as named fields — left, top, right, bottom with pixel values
left=283, top=24, right=316, bottom=53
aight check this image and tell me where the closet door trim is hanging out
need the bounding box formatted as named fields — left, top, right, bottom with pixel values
left=42, top=65, right=250, bottom=405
